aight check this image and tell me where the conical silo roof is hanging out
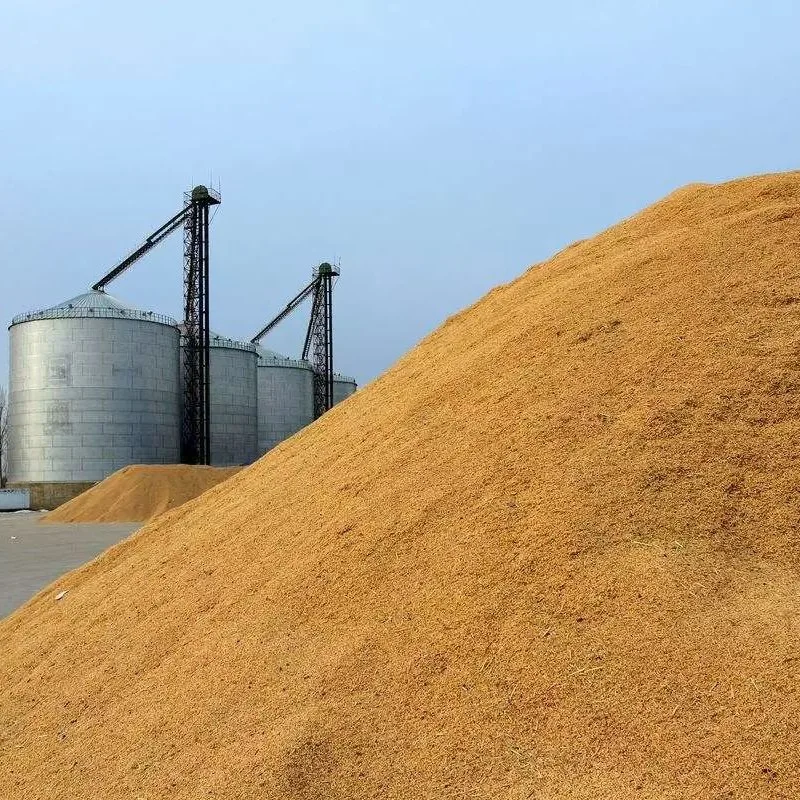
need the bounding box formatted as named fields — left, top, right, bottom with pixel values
left=210, top=330, right=257, bottom=353
left=10, top=290, right=178, bottom=327
left=177, top=324, right=257, bottom=354
left=254, top=344, right=312, bottom=369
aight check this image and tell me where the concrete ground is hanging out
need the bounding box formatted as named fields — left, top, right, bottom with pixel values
left=0, top=512, right=139, bottom=619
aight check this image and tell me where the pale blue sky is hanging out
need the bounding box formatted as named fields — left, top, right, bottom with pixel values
left=2, top=0, right=798, bottom=386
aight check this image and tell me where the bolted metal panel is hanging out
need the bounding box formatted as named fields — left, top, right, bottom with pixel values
left=7, top=309, right=181, bottom=484
left=257, top=358, right=314, bottom=454
left=180, top=335, right=258, bottom=466
left=332, top=374, right=357, bottom=406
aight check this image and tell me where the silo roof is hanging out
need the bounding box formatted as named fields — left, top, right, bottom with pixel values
left=177, top=324, right=257, bottom=354
left=10, top=290, right=178, bottom=328
left=209, top=330, right=257, bottom=353
left=254, top=344, right=353, bottom=376
left=255, top=344, right=312, bottom=369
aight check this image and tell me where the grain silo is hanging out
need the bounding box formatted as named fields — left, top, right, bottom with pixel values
left=255, top=346, right=315, bottom=454
left=180, top=331, right=259, bottom=466
left=333, top=373, right=358, bottom=405
left=7, top=291, right=181, bottom=508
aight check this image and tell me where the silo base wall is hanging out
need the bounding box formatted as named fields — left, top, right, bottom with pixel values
left=8, top=482, right=96, bottom=511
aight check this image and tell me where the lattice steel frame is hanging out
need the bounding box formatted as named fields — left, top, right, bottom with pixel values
left=251, top=261, right=339, bottom=421
left=181, top=187, right=220, bottom=464
left=311, top=263, right=337, bottom=419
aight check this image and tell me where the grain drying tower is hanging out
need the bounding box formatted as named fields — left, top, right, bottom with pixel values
left=7, top=291, right=181, bottom=507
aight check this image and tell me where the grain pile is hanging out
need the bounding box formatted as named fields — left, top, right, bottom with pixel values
left=3, top=172, right=800, bottom=799
left=43, top=464, right=241, bottom=523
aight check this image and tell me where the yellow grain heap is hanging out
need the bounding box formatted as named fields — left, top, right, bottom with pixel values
left=43, top=464, right=241, bottom=523
left=3, top=172, right=800, bottom=799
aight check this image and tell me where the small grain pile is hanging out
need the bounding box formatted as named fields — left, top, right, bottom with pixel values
left=3, top=172, right=800, bottom=799
left=43, top=464, right=241, bottom=523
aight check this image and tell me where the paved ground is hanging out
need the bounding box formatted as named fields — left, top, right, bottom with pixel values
left=0, top=512, right=140, bottom=619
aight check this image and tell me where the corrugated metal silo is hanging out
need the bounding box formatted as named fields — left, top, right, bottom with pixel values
left=333, top=373, right=358, bottom=405
left=180, top=331, right=258, bottom=466
left=7, top=290, right=181, bottom=505
left=256, top=346, right=314, bottom=454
